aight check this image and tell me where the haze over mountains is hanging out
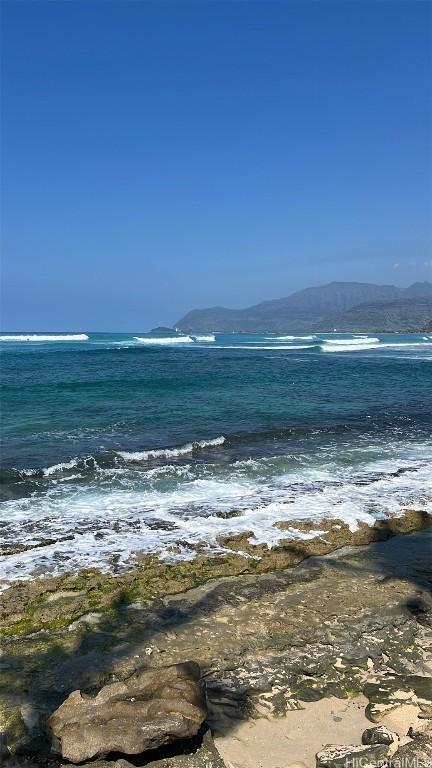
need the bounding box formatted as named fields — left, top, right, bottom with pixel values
left=177, top=282, right=432, bottom=333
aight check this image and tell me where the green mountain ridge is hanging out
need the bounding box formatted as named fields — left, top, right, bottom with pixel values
left=177, top=281, right=432, bottom=333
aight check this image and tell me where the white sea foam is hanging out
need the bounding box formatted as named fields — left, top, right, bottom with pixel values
left=0, top=334, right=89, bottom=342
left=118, top=445, right=195, bottom=461
left=19, top=468, right=40, bottom=477
left=321, top=343, right=380, bottom=353
left=323, top=337, right=379, bottom=345
left=266, top=335, right=316, bottom=341
left=192, top=334, right=216, bottom=342
left=43, top=459, right=81, bottom=477
left=1, top=439, right=431, bottom=588
left=321, top=337, right=380, bottom=352
left=133, top=336, right=194, bottom=345
left=18, top=438, right=227, bottom=478
left=321, top=338, right=432, bottom=354
left=118, top=436, right=226, bottom=462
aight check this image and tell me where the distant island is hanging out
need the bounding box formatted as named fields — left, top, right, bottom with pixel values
left=149, top=326, right=177, bottom=334
left=177, top=281, right=432, bottom=333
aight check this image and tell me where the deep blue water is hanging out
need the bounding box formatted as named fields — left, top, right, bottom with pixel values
left=1, top=331, right=431, bottom=586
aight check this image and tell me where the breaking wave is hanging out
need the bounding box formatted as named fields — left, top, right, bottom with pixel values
left=1, top=437, right=431, bottom=587
left=0, top=334, right=89, bottom=342
left=1, top=436, right=228, bottom=484
left=266, top=335, right=317, bottom=341
left=118, top=436, right=226, bottom=462
left=92, top=334, right=432, bottom=354
left=323, top=337, right=379, bottom=345
left=133, top=336, right=194, bottom=345
left=321, top=337, right=380, bottom=352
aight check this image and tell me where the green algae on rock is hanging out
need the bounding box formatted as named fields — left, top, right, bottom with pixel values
left=1, top=509, right=431, bottom=640
left=0, top=529, right=432, bottom=762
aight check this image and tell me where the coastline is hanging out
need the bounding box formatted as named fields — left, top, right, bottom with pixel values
left=1, top=507, right=430, bottom=639
left=2, top=330, right=431, bottom=590
left=1, top=510, right=432, bottom=765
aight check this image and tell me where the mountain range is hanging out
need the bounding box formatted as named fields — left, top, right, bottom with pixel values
left=176, top=281, right=432, bottom=333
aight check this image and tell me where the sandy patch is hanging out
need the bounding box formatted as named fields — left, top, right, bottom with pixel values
left=213, top=693, right=425, bottom=768
left=380, top=703, right=420, bottom=746
left=214, top=696, right=370, bottom=768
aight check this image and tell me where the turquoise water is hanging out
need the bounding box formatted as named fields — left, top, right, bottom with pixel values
left=1, top=331, right=431, bottom=586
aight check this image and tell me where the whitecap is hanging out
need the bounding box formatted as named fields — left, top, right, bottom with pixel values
left=42, top=459, right=81, bottom=477
left=118, top=436, right=226, bottom=462
left=321, top=342, right=380, bottom=353
left=0, top=334, right=89, bottom=342
left=133, top=336, right=194, bottom=345
left=322, top=337, right=379, bottom=345
left=321, top=337, right=380, bottom=352
left=118, top=444, right=194, bottom=462
left=191, top=334, right=216, bottom=342
left=266, top=335, right=316, bottom=341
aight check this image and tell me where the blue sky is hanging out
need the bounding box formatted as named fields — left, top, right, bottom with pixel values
left=2, top=0, right=431, bottom=331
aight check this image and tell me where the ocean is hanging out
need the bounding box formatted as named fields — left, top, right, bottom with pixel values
left=1, top=331, right=431, bottom=588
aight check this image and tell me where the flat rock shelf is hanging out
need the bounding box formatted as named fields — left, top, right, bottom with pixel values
left=0, top=520, right=431, bottom=767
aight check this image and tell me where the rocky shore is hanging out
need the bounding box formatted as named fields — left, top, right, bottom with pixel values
left=1, top=510, right=431, bottom=767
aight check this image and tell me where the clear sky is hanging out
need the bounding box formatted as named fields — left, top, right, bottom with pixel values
left=2, top=1, right=431, bottom=331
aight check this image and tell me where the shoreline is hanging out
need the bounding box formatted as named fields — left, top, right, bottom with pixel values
left=1, top=508, right=431, bottom=639
left=1, top=512, right=432, bottom=765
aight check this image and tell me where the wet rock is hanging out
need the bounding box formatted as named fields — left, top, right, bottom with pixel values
left=49, top=662, right=206, bottom=764
left=2, top=509, right=431, bottom=640
left=362, top=725, right=397, bottom=746
left=316, top=743, right=390, bottom=768
left=214, top=509, right=243, bottom=520
left=216, top=510, right=432, bottom=574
